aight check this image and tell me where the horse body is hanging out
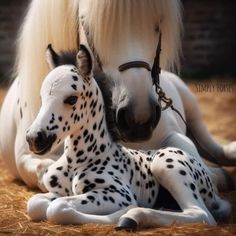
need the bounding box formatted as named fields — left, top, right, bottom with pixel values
left=27, top=45, right=230, bottom=228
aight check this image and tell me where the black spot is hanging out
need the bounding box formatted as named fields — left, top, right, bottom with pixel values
left=159, top=153, right=165, bottom=157
left=91, top=167, right=97, bottom=172
left=94, top=159, right=101, bottom=165
left=112, top=165, right=119, bottom=170
left=56, top=166, right=63, bottom=171
left=83, top=129, right=89, bottom=137
left=49, top=175, right=59, bottom=188
left=64, top=172, right=68, bottom=177
left=167, top=164, right=174, bottom=169
left=125, top=194, right=132, bottom=202
left=122, top=202, right=129, bottom=207
left=71, top=84, right=77, bottom=90
left=81, top=200, right=88, bottom=205
left=100, top=144, right=106, bottom=152
left=94, top=178, right=105, bottom=184
left=20, top=107, right=23, bottom=119
left=102, top=160, right=108, bottom=166
left=166, top=158, right=173, bottom=163
left=76, top=150, right=84, bottom=157
left=178, top=160, right=186, bottom=166
left=82, top=183, right=96, bottom=193
left=87, top=195, right=95, bottom=202
left=100, top=129, right=105, bottom=138
left=177, top=150, right=184, bottom=155
left=72, top=75, right=78, bottom=81
left=93, top=123, right=97, bottom=130
left=184, top=161, right=193, bottom=172
left=179, top=170, right=186, bottom=176
left=190, top=183, right=196, bottom=191
left=208, top=192, right=213, bottom=198
left=109, top=196, right=115, bottom=203
left=79, top=173, right=86, bottom=179
left=67, top=156, right=72, bottom=163
left=193, top=193, right=198, bottom=200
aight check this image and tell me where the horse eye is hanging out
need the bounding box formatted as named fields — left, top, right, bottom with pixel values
left=64, top=96, right=78, bottom=105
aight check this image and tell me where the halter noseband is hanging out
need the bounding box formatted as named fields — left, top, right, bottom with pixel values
left=118, top=61, right=151, bottom=72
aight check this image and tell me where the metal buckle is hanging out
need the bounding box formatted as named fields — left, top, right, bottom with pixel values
left=155, top=84, right=173, bottom=111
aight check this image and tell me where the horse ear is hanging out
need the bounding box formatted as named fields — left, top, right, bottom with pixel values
left=76, top=44, right=93, bottom=77
left=46, top=44, right=60, bottom=70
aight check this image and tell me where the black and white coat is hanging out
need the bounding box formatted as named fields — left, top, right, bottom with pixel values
left=27, top=45, right=230, bottom=229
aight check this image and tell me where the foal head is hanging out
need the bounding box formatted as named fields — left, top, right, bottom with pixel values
left=26, top=45, right=96, bottom=155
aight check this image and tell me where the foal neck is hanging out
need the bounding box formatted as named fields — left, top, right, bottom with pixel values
left=65, top=80, right=113, bottom=165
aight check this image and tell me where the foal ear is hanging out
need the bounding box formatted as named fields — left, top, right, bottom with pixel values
left=76, top=45, right=93, bottom=77
left=46, top=44, right=60, bottom=70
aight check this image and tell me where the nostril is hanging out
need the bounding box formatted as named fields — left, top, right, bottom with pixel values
left=35, top=130, right=47, bottom=145
left=26, top=134, right=32, bottom=146
left=117, top=107, right=132, bottom=130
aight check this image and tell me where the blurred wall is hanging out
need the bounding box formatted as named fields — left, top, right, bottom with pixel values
left=0, top=0, right=29, bottom=83
left=0, top=0, right=236, bottom=81
left=182, top=0, right=236, bottom=76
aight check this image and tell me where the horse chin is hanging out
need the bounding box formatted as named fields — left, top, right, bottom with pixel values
left=120, top=129, right=153, bottom=143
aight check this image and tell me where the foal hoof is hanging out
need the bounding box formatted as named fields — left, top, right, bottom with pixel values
left=116, top=217, right=138, bottom=231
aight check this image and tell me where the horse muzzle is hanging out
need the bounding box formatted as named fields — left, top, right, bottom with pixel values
left=26, top=129, right=57, bottom=155
left=116, top=100, right=161, bottom=142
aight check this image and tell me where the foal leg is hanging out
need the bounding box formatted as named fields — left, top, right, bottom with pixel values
left=27, top=192, right=60, bottom=221
left=46, top=190, right=137, bottom=224
left=117, top=147, right=219, bottom=230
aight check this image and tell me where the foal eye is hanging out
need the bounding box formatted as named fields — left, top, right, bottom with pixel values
left=64, top=96, right=78, bottom=106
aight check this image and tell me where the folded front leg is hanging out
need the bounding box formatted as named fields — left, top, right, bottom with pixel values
left=46, top=189, right=137, bottom=224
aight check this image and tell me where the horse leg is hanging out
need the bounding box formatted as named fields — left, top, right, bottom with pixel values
left=0, top=80, right=19, bottom=179
left=46, top=190, right=137, bottom=224
left=117, top=147, right=229, bottom=230
left=169, top=74, right=236, bottom=166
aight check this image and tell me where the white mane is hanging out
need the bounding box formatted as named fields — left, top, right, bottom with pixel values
left=16, top=0, right=182, bottom=120
left=16, top=0, right=78, bottom=119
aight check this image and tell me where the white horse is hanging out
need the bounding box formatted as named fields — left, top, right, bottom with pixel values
left=0, top=0, right=236, bottom=190
left=27, top=44, right=230, bottom=229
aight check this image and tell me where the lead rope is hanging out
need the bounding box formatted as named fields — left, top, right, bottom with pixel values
left=153, top=33, right=220, bottom=166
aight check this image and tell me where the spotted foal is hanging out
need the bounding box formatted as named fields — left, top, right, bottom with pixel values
left=26, top=45, right=230, bottom=229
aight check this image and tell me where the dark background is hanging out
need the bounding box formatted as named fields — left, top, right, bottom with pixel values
left=0, top=0, right=236, bottom=83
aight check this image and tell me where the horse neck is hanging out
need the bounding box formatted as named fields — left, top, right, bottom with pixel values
left=64, top=80, right=113, bottom=165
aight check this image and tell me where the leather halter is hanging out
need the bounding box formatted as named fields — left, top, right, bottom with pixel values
left=118, top=33, right=162, bottom=87
left=118, top=61, right=151, bottom=72
left=118, top=33, right=173, bottom=111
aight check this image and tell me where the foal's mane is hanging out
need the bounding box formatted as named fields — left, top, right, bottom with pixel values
left=56, top=50, right=120, bottom=142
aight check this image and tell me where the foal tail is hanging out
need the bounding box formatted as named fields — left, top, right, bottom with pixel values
left=211, top=195, right=231, bottom=223
left=209, top=166, right=235, bottom=192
